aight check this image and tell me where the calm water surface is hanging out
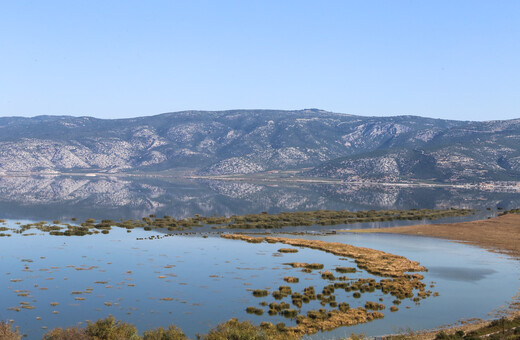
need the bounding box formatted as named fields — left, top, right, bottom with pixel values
left=1, top=176, right=519, bottom=338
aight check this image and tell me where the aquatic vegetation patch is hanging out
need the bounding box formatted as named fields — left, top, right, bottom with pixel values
left=335, top=266, right=356, bottom=273
left=224, top=234, right=425, bottom=277
left=252, top=289, right=269, bottom=297
left=8, top=208, right=473, bottom=236
left=160, top=297, right=174, bottom=301
left=246, top=306, right=264, bottom=315
left=222, top=233, right=430, bottom=335
left=365, top=301, right=385, bottom=310
left=283, top=262, right=324, bottom=270
left=283, top=276, right=299, bottom=283
left=278, top=248, right=299, bottom=253
left=321, top=271, right=336, bottom=280
left=280, top=309, right=298, bottom=318
left=213, top=208, right=473, bottom=230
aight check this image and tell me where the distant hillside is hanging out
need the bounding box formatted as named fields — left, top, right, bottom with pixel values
left=0, top=109, right=519, bottom=183
left=307, top=119, right=520, bottom=183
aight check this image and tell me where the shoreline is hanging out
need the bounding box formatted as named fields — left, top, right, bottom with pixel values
left=343, top=212, right=520, bottom=339
left=341, top=212, right=520, bottom=259
left=1, top=171, right=520, bottom=193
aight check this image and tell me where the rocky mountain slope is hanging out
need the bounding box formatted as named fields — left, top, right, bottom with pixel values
left=0, top=109, right=519, bottom=183
left=308, top=119, right=520, bottom=182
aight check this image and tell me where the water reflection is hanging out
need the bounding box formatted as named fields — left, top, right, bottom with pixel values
left=0, top=175, right=519, bottom=221
left=428, top=266, right=497, bottom=282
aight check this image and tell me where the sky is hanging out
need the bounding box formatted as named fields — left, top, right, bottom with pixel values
left=1, top=1, right=519, bottom=121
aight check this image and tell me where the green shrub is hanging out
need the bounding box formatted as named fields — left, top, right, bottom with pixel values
left=199, top=318, right=296, bottom=340
left=43, top=327, right=89, bottom=340
left=142, top=325, right=187, bottom=340
left=85, top=316, right=140, bottom=340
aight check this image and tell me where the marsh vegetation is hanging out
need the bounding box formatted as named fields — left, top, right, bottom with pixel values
left=2, top=209, right=517, bottom=339
left=220, top=234, right=434, bottom=335
left=1, top=208, right=474, bottom=237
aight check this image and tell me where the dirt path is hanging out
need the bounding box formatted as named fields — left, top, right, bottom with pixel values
left=342, top=213, right=520, bottom=259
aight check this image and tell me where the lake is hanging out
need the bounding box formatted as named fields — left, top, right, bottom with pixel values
left=1, top=175, right=519, bottom=339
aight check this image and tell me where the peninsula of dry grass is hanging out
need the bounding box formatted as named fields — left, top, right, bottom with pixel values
left=343, top=212, right=520, bottom=258
left=221, top=234, right=426, bottom=277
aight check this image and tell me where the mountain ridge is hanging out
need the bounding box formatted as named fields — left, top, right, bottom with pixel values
left=0, top=109, right=519, bottom=183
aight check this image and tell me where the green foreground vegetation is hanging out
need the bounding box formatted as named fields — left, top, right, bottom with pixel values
left=0, top=317, right=298, bottom=340
left=389, top=316, right=520, bottom=340
left=1, top=315, right=519, bottom=340
left=1, top=208, right=474, bottom=236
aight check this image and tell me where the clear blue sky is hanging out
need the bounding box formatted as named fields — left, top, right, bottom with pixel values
left=1, top=1, right=519, bottom=121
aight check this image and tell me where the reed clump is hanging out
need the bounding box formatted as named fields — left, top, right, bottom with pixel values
left=282, top=262, right=325, bottom=271
left=284, top=276, right=299, bottom=283
left=252, top=289, right=269, bottom=297
left=279, top=248, right=299, bottom=253
left=365, top=301, right=385, bottom=310
left=246, top=306, right=264, bottom=315
left=321, top=271, right=335, bottom=280
left=281, top=309, right=298, bottom=318
left=335, top=267, right=356, bottom=273
left=268, top=302, right=291, bottom=315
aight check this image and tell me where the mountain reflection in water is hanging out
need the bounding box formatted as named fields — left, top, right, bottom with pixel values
left=0, top=175, right=519, bottom=221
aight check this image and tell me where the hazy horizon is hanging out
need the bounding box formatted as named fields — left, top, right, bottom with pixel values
left=0, top=108, right=518, bottom=122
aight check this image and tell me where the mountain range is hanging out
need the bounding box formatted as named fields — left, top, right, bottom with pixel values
left=1, top=109, right=519, bottom=183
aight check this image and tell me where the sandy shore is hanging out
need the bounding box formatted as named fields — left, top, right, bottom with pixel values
left=342, top=212, right=520, bottom=339
left=342, top=212, right=520, bottom=259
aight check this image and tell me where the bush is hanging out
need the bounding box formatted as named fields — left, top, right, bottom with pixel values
left=85, top=316, right=140, bottom=340
left=199, top=318, right=296, bottom=340
left=0, top=321, right=21, bottom=340
left=142, top=325, right=187, bottom=340
left=43, top=327, right=89, bottom=340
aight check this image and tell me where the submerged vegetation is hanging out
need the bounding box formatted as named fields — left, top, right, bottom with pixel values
left=1, top=208, right=474, bottom=237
